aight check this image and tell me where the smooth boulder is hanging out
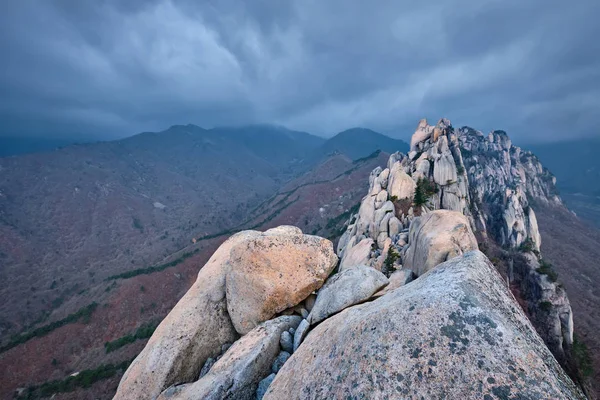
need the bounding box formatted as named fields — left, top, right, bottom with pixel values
left=307, top=265, right=389, bottom=325
left=265, top=251, right=585, bottom=400
left=387, top=163, right=416, bottom=200
left=404, top=209, right=478, bottom=276
left=115, top=226, right=336, bottom=400
left=339, top=238, right=373, bottom=271
left=226, top=229, right=338, bottom=334
left=114, top=231, right=258, bottom=400
left=158, top=316, right=301, bottom=400
left=279, top=331, right=293, bottom=354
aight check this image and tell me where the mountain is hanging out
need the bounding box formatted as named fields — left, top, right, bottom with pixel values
left=527, top=137, right=600, bottom=227
left=0, top=124, right=325, bottom=336
left=4, top=120, right=597, bottom=399
left=0, top=124, right=400, bottom=400
left=111, top=118, right=592, bottom=400
left=319, top=128, right=409, bottom=160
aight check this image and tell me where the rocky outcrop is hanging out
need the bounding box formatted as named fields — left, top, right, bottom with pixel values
left=115, top=227, right=337, bottom=400
left=114, top=231, right=248, bottom=400
left=265, top=251, right=585, bottom=400
left=157, top=316, right=301, bottom=400
left=226, top=227, right=338, bottom=334
left=512, top=252, right=574, bottom=362
left=336, top=118, right=575, bottom=372
left=307, top=265, right=388, bottom=324
left=403, top=210, right=478, bottom=276
left=410, top=118, right=433, bottom=151
left=118, top=118, right=584, bottom=400
left=457, top=127, right=560, bottom=251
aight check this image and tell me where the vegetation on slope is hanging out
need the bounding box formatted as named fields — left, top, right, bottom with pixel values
left=536, top=259, right=559, bottom=282
left=104, top=321, right=159, bottom=353
left=0, top=303, right=98, bottom=354
left=16, top=359, right=133, bottom=399
left=107, top=249, right=200, bottom=280
left=413, top=178, right=438, bottom=207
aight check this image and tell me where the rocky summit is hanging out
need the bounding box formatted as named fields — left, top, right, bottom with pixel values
left=114, top=119, right=587, bottom=399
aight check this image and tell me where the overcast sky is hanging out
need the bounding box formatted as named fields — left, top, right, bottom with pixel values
left=1, top=0, right=599, bottom=143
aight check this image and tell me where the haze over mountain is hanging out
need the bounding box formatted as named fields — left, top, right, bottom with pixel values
left=318, top=128, right=408, bottom=160
left=528, top=137, right=600, bottom=227
left=2, top=1, right=600, bottom=142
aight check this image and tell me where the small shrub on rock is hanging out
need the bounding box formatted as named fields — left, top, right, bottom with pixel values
left=382, top=247, right=399, bottom=277
left=536, top=259, right=558, bottom=282
left=539, top=301, right=553, bottom=312
left=414, top=178, right=438, bottom=207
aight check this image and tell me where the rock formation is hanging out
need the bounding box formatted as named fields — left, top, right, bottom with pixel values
left=337, top=118, right=575, bottom=365
left=114, top=227, right=337, bottom=400
left=157, top=316, right=301, bottom=400
left=265, top=252, right=583, bottom=400
left=115, top=118, right=585, bottom=400
left=306, top=265, right=388, bottom=324
left=403, top=209, right=478, bottom=276
left=226, top=226, right=337, bottom=334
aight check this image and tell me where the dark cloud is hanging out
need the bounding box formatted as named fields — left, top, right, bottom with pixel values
left=1, top=0, right=599, bottom=142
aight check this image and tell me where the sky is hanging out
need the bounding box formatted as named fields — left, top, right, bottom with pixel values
left=1, top=0, right=599, bottom=143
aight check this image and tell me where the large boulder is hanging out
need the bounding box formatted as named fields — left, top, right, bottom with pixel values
left=115, top=227, right=337, bottom=400
left=374, top=190, right=388, bottom=209
left=339, top=238, right=373, bottom=271
left=264, top=251, right=585, bottom=400
left=355, top=195, right=376, bottom=237
left=387, top=162, right=416, bottom=200
left=525, top=206, right=541, bottom=252
left=226, top=229, right=338, bottom=334
left=404, top=210, right=478, bottom=276
left=307, top=265, right=388, bottom=325
left=158, top=316, right=301, bottom=400
left=113, top=231, right=255, bottom=400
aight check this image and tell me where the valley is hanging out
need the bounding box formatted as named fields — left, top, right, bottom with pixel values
left=0, top=125, right=404, bottom=399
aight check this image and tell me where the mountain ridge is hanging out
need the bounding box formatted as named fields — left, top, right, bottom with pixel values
left=1, top=120, right=598, bottom=399
left=112, top=118, right=592, bottom=400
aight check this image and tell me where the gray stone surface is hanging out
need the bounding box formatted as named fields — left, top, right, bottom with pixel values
left=265, top=252, right=585, bottom=400
left=293, top=319, right=310, bottom=352
left=279, top=331, right=293, bottom=354
left=339, top=238, right=373, bottom=271
left=256, top=373, right=276, bottom=400
left=404, top=209, right=478, bottom=276
left=271, top=351, right=291, bottom=373
left=307, top=265, right=389, bottom=325
left=158, top=316, right=301, bottom=400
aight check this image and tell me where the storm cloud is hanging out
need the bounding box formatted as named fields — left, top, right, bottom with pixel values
left=1, top=0, right=599, bottom=142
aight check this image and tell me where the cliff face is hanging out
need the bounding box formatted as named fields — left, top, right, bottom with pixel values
left=113, top=118, right=585, bottom=400
left=337, top=118, right=574, bottom=366
left=457, top=126, right=560, bottom=250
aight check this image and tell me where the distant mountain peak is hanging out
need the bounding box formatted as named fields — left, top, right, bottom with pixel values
left=320, top=127, right=409, bottom=161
